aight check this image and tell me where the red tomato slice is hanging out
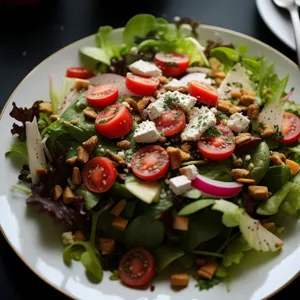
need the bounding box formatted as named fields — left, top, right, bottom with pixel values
left=126, top=73, right=159, bottom=96
left=82, top=157, right=117, bottom=193
left=197, top=125, right=235, bottom=161
left=66, top=67, right=94, bottom=79
left=131, top=145, right=169, bottom=180
left=95, top=104, right=133, bottom=139
left=86, top=84, right=118, bottom=109
left=154, top=52, right=189, bottom=77
left=279, top=112, right=300, bottom=144
left=188, top=80, right=219, bottom=106
left=119, top=248, right=156, bottom=287
left=154, top=106, right=186, bottom=136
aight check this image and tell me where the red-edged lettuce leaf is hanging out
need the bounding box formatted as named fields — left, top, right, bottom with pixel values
left=10, top=101, right=42, bottom=140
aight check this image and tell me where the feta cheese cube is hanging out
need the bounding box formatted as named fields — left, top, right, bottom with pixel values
left=147, top=98, right=165, bottom=120
left=181, top=107, right=216, bottom=141
left=129, top=59, right=162, bottom=77
left=133, top=120, right=160, bottom=143
left=164, top=79, right=188, bottom=91
left=147, top=91, right=197, bottom=120
left=169, top=175, right=191, bottom=195
left=227, top=113, right=250, bottom=133
left=179, top=165, right=198, bottom=180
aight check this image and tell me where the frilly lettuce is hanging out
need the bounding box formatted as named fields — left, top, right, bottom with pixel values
left=222, top=236, right=251, bottom=267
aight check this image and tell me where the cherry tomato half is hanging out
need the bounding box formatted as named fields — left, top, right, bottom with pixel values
left=154, top=52, right=189, bottom=77
left=154, top=106, right=186, bottom=136
left=119, top=248, right=156, bottom=287
left=86, top=84, right=118, bottom=109
left=197, top=125, right=235, bottom=161
left=188, top=80, right=219, bottom=106
left=82, top=157, right=117, bottom=193
left=95, top=104, right=134, bottom=139
left=131, top=145, right=169, bottom=181
left=66, top=67, right=94, bottom=79
left=279, top=112, right=300, bottom=144
left=126, top=73, right=159, bottom=96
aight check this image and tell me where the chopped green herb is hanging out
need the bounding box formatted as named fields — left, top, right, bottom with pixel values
left=98, top=119, right=107, bottom=124
left=217, top=113, right=229, bottom=120
left=204, top=127, right=222, bottom=137
left=195, top=276, right=221, bottom=290
left=109, top=270, right=120, bottom=280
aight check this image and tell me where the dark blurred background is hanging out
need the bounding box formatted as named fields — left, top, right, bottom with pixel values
left=0, top=0, right=298, bottom=299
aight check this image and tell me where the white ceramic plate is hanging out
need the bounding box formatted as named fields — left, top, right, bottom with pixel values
left=256, top=0, right=296, bottom=50
left=1, top=26, right=300, bottom=300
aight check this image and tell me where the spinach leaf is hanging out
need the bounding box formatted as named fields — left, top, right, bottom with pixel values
left=257, top=181, right=294, bottom=215
left=97, top=211, right=125, bottom=243
left=280, top=183, right=300, bottom=217
left=198, top=160, right=233, bottom=182
left=155, top=246, right=185, bottom=272
left=139, top=185, right=173, bottom=217
left=81, top=250, right=103, bottom=280
left=178, top=199, right=216, bottom=216
left=249, top=141, right=270, bottom=183
left=75, top=185, right=101, bottom=210
left=180, top=210, right=224, bottom=252
left=124, top=215, right=164, bottom=249
left=109, top=182, right=134, bottom=199
left=5, top=139, right=28, bottom=166
left=120, top=199, right=137, bottom=220
left=261, top=166, right=291, bottom=193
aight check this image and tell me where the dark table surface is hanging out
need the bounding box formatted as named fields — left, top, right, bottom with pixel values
left=0, top=0, right=298, bottom=299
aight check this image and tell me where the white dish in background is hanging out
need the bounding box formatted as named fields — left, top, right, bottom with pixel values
left=256, top=0, right=296, bottom=50
left=0, top=25, right=300, bottom=300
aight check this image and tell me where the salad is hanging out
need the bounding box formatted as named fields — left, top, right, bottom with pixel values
left=5, top=14, right=300, bottom=292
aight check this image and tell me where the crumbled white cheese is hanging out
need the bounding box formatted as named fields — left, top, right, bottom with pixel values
left=129, top=59, right=162, bottom=77
left=130, top=47, right=139, bottom=55
left=210, top=107, right=218, bottom=115
left=227, top=113, right=250, bottom=133
left=179, top=165, right=198, bottom=180
left=169, top=175, right=192, bottom=195
left=147, top=91, right=197, bottom=120
left=218, top=63, right=255, bottom=99
left=245, top=155, right=251, bottom=161
left=133, top=120, right=160, bottom=143
left=181, top=106, right=217, bottom=141
left=117, top=151, right=125, bottom=159
left=164, top=79, right=188, bottom=91
left=121, top=101, right=131, bottom=110
left=62, top=232, right=74, bottom=246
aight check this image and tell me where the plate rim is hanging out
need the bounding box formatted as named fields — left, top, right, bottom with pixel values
left=255, top=0, right=296, bottom=50
left=0, top=24, right=299, bottom=300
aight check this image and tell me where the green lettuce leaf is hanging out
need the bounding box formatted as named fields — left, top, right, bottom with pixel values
left=5, top=139, right=28, bottom=166
left=283, top=100, right=300, bottom=117
left=222, top=236, right=251, bottom=267
left=95, top=26, right=121, bottom=59
left=210, top=47, right=240, bottom=72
